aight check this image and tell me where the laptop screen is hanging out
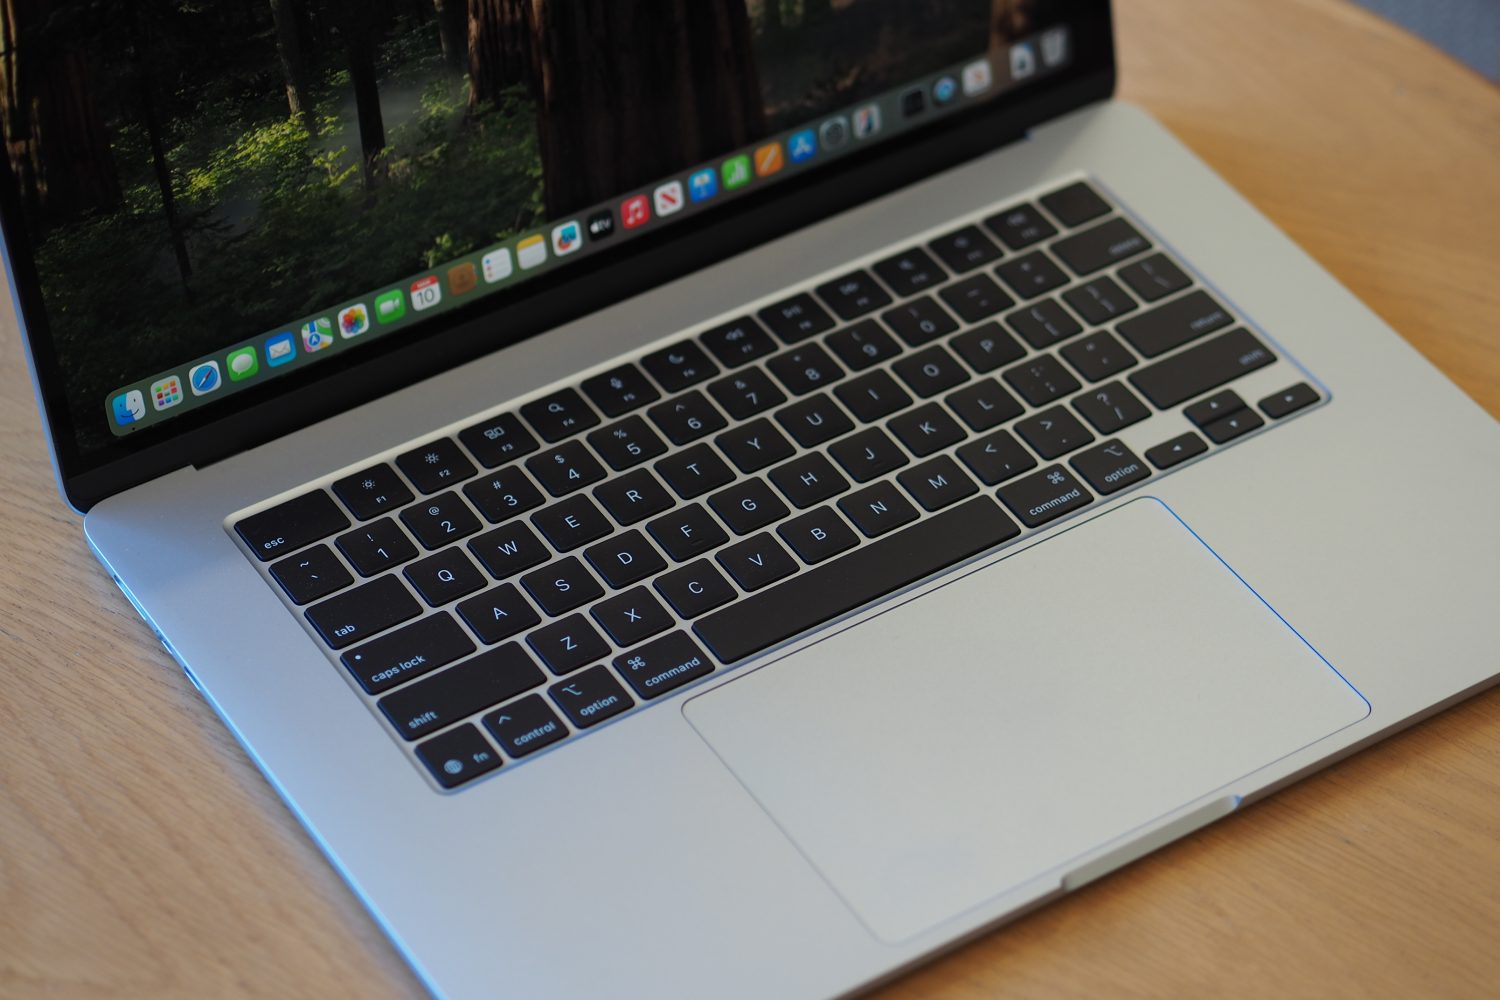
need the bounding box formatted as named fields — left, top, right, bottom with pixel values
left=3, top=0, right=1107, bottom=491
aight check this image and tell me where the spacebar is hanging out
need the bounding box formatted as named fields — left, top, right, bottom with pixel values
left=694, top=496, right=1019, bottom=663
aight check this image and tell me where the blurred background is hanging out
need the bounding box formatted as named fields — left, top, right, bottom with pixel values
left=1355, top=0, right=1500, bottom=82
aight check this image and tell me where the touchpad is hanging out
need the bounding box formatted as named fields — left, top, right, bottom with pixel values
left=683, top=498, right=1369, bottom=943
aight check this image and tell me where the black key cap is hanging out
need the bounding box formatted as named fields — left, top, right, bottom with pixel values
left=648, top=503, right=729, bottom=561
left=641, top=341, right=719, bottom=392
left=776, top=393, right=853, bottom=448
left=873, top=247, right=947, bottom=296
left=1072, top=381, right=1151, bottom=434
left=778, top=506, right=859, bottom=564
left=1070, top=440, right=1151, bottom=495
left=825, top=318, right=902, bottom=372
left=997, top=465, right=1094, bottom=528
left=939, top=273, right=1015, bottom=324
left=581, top=364, right=660, bottom=417
left=1117, top=290, right=1233, bottom=358
left=468, top=521, right=550, bottom=578
left=893, top=345, right=970, bottom=398
left=325, top=597, right=452, bottom=684
left=532, top=494, right=612, bottom=551
left=521, top=556, right=604, bottom=616
left=882, top=296, right=958, bottom=347
left=337, top=517, right=419, bottom=576
left=591, top=587, right=674, bottom=646
left=459, top=412, right=540, bottom=468
left=521, top=388, right=600, bottom=442
left=1260, top=383, right=1320, bottom=419
left=270, top=545, right=353, bottom=605
left=888, top=402, right=966, bottom=456
left=588, top=416, right=667, bottom=471
left=929, top=225, right=1003, bottom=273
left=957, top=429, right=1037, bottom=485
left=237, top=490, right=349, bottom=561
left=1203, top=409, right=1265, bottom=443
left=696, top=497, right=1019, bottom=662
left=1015, top=406, right=1095, bottom=459
left=528, top=614, right=610, bottom=675
left=945, top=379, right=1024, bottom=432
left=709, top=477, right=790, bottom=535
left=1039, top=181, right=1112, bottom=227
left=839, top=480, right=919, bottom=538
left=463, top=466, right=544, bottom=524
left=648, top=390, right=727, bottom=446
left=654, top=560, right=737, bottom=617
left=715, top=418, right=795, bottom=474
left=457, top=583, right=541, bottom=644
left=333, top=466, right=414, bottom=522
left=584, top=529, right=666, bottom=589
left=405, top=547, right=486, bottom=606
left=379, top=643, right=545, bottom=741
left=484, top=695, right=568, bottom=758
left=1006, top=298, right=1083, bottom=350
left=898, top=455, right=979, bottom=511
left=416, top=724, right=501, bottom=788
left=397, top=438, right=477, bottom=496
left=1184, top=389, right=1248, bottom=427
left=759, top=293, right=835, bottom=344
left=951, top=322, right=1026, bottom=374
left=401, top=492, right=482, bottom=550
left=829, top=427, right=909, bottom=483
left=769, top=453, right=849, bottom=509
left=526, top=440, right=607, bottom=497
left=767, top=344, right=845, bottom=396
left=700, top=316, right=778, bottom=368
left=1061, top=331, right=1137, bottom=382
left=1145, top=432, right=1209, bottom=470
left=615, top=631, right=715, bottom=699
left=995, top=251, right=1069, bottom=299
left=815, top=269, right=893, bottom=320
left=1118, top=253, right=1191, bottom=302
left=1003, top=355, right=1082, bottom=407
left=835, top=370, right=912, bottom=423
left=1129, top=328, right=1276, bottom=409
left=983, top=202, right=1057, bottom=250
left=593, top=468, right=674, bottom=526
left=707, top=367, right=787, bottom=420
left=1064, top=276, right=1138, bottom=326
left=549, top=666, right=634, bottom=729
left=717, top=534, right=798, bottom=591
left=1051, top=217, right=1151, bottom=275
left=655, top=443, right=734, bottom=499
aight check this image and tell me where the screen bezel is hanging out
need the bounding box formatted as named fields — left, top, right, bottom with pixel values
left=7, top=2, right=1115, bottom=512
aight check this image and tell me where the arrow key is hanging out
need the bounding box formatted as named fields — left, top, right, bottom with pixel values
left=549, top=665, right=635, bottom=729
left=1145, top=432, right=1209, bottom=470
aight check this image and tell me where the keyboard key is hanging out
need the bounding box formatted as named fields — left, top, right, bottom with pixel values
left=525, top=440, right=607, bottom=497
left=1006, top=299, right=1083, bottom=350
left=759, top=292, right=835, bottom=343
left=1184, top=389, right=1247, bottom=427
left=521, top=388, right=600, bottom=442
left=700, top=316, right=778, bottom=368
left=1118, top=253, right=1190, bottom=302
left=641, top=341, right=719, bottom=392
left=1039, top=181, right=1111, bottom=227
left=1129, top=328, right=1276, bottom=409
left=1259, top=383, right=1319, bottom=419
left=778, top=506, right=859, bottom=564
left=825, top=318, right=902, bottom=372
left=1070, top=440, right=1151, bottom=495
left=1015, top=406, right=1095, bottom=459
left=1064, top=276, right=1138, bottom=326
left=839, top=480, right=919, bottom=537
left=882, top=296, right=958, bottom=347
left=951, top=322, right=1025, bottom=373
left=457, top=583, right=541, bottom=644
left=983, top=202, right=1056, bottom=250
left=707, top=367, right=787, bottom=420
left=654, top=560, right=737, bottom=617
left=484, top=695, right=568, bottom=758
left=588, top=416, right=667, bottom=471
left=709, top=478, right=790, bottom=535
left=873, top=247, right=947, bottom=296
left=401, top=492, right=481, bottom=550
left=655, top=443, right=734, bottom=499
left=405, top=547, right=486, bottom=606
left=468, top=521, right=550, bottom=578
left=615, top=631, right=714, bottom=699
left=945, top=379, right=1024, bottom=432
left=463, top=466, right=544, bottom=524
left=717, top=534, right=798, bottom=591
left=379, top=642, right=545, bottom=741
left=1072, top=382, right=1151, bottom=434
left=521, top=556, right=604, bottom=616
left=1203, top=409, right=1265, bottom=443
left=1060, top=331, right=1137, bottom=382
left=995, top=251, right=1068, bottom=300
left=997, top=465, right=1094, bottom=528
left=549, top=666, right=634, bottom=728
left=593, top=468, right=674, bottom=525
left=1051, top=217, right=1151, bottom=275
left=1003, top=355, right=1082, bottom=407
left=696, top=496, right=1019, bottom=662
left=397, top=438, right=476, bottom=495
left=929, top=225, right=1003, bottom=273
left=715, top=418, right=795, bottom=473
left=898, top=455, right=979, bottom=511
left=815, top=269, right=893, bottom=320
left=648, top=504, right=729, bottom=561
left=531, top=495, right=612, bottom=551
left=648, top=390, right=727, bottom=446
left=591, top=587, right=674, bottom=646
left=237, top=490, right=349, bottom=561
left=769, top=452, right=849, bottom=509
left=580, top=364, right=660, bottom=417
left=1144, top=432, right=1208, bottom=469
left=337, top=517, right=419, bottom=576
left=339, top=612, right=472, bottom=695
left=893, top=345, right=969, bottom=398
left=939, top=273, right=1015, bottom=324
left=270, top=545, right=353, bottom=605
left=416, top=724, right=501, bottom=788
left=528, top=614, right=610, bottom=675
left=829, top=427, right=909, bottom=483
left=1117, top=290, right=1232, bottom=358
left=835, top=370, right=912, bottom=423
left=333, top=466, right=413, bottom=522
left=584, top=529, right=667, bottom=589
left=776, top=393, right=853, bottom=448
left=767, top=343, right=845, bottom=396
left=888, top=402, right=965, bottom=456
left=460, top=412, right=540, bottom=467
left=957, top=429, right=1037, bottom=485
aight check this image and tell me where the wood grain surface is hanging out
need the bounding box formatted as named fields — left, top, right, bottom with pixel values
left=2, top=2, right=1497, bottom=997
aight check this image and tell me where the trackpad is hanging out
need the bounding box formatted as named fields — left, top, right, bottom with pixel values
left=683, top=498, right=1369, bottom=943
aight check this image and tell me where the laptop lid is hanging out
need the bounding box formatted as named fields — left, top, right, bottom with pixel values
left=2, top=0, right=1112, bottom=511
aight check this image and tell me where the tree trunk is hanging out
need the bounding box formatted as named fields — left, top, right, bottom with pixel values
left=433, top=0, right=467, bottom=72
left=467, top=0, right=536, bottom=109
left=269, top=0, right=312, bottom=123
left=533, top=0, right=766, bottom=219
left=337, top=0, right=387, bottom=190
left=763, top=0, right=782, bottom=35
left=989, top=0, right=1034, bottom=51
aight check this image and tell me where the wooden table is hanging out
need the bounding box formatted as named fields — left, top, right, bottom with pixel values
left=3, top=2, right=1498, bottom=997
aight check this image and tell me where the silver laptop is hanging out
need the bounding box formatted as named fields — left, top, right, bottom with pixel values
left=9, top=2, right=1499, bottom=996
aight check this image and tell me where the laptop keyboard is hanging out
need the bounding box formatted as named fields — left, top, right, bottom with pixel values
left=232, top=178, right=1323, bottom=790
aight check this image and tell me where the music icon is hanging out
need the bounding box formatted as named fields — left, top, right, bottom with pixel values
left=621, top=194, right=651, bottom=231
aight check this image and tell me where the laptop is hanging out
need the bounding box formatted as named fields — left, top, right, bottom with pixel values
left=8, top=2, right=1499, bottom=996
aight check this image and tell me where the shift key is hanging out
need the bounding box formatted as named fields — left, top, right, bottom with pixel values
left=1129, top=328, right=1276, bottom=409
left=339, top=612, right=473, bottom=692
